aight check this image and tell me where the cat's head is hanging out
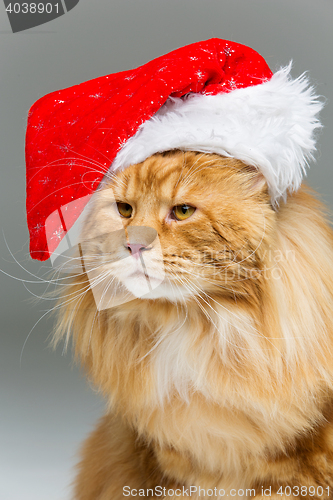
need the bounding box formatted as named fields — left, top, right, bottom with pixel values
left=78, top=151, right=276, bottom=309
left=54, top=151, right=333, bottom=409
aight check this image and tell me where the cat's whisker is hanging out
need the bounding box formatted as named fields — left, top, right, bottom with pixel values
left=181, top=163, right=218, bottom=188
left=199, top=284, right=285, bottom=353
left=84, top=272, right=143, bottom=356
left=138, top=323, right=173, bottom=363
left=174, top=152, right=206, bottom=187
left=166, top=260, right=240, bottom=296
left=27, top=155, right=109, bottom=187
left=54, top=146, right=112, bottom=174
left=20, top=306, right=57, bottom=365
left=171, top=268, right=284, bottom=356
left=81, top=143, right=113, bottom=168
left=180, top=158, right=219, bottom=188
left=227, top=206, right=267, bottom=269
left=168, top=270, right=213, bottom=318
left=174, top=151, right=188, bottom=188
left=27, top=180, right=93, bottom=215
left=167, top=257, right=261, bottom=288
left=41, top=260, right=115, bottom=309
left=53, top=270, right=117, bottom=352
left=111, top=175, right=128, bottom=190
left=179, top=154, right=248, bottom=188
left=20, top=269, right=99, bottom=361
left=61, top=291, right=90, bottom=353
left=165, top=271, right=271, bottom=386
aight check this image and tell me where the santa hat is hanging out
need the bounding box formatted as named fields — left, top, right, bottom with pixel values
left=25, top=38, right=323, bottom=261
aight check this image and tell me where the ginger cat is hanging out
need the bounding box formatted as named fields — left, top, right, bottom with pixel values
left=54, top=151, right=333, bottom=499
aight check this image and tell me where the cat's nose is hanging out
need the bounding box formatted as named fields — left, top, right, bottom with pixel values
left=126, top=242, right=147, bottom=259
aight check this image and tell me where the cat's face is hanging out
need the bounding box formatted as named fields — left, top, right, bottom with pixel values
left=79, top=151, right=275, bottom=308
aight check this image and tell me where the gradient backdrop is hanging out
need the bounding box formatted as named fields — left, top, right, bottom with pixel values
left=1, top=1, right=333, bottom=498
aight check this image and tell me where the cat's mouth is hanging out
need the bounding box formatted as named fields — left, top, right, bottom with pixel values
left=129, top=270, right=149, bottom=278
left=127, top=266, right=162, bottom=281
left=125, top=269, right=164, bottom=288
left=81, top=226, right=197, bottom=306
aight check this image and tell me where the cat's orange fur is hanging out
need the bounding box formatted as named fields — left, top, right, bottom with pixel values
left=54, top=152, right=333, bottom=499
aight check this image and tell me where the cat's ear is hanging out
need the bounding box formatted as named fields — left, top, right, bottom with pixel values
left=241, top=165, right=268, bottom=197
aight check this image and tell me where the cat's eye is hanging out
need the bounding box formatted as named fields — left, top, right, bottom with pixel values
left=117, top=202, right=133, bottom=218
left=172, top=204, right=196, bottom=221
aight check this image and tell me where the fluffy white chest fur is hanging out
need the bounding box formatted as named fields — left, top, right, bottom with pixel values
left=144, top=303, right=322, bottom=482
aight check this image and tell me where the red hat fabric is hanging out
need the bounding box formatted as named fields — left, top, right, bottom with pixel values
left=25, top=38, right=321, bottom=261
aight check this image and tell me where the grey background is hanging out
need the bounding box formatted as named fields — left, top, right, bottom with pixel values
left=0, top=1, right=332, bottom=499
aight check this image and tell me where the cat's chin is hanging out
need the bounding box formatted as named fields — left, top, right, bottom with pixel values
left=122, top=275, right=192, bottom=303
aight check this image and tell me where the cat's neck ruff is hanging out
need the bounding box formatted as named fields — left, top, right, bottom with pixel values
left=107, top=296, right=326, bottom=478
